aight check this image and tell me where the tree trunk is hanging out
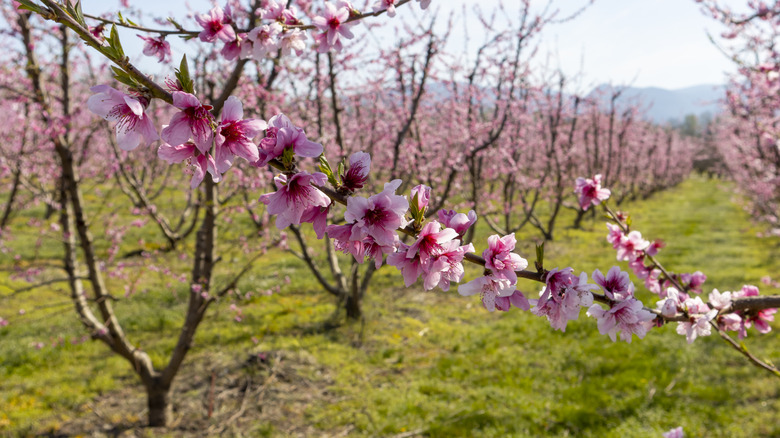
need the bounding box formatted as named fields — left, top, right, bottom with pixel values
left=147, top=384, right=172, bottom=427
left=572, top=209, right=586, bottom=229
left=345, top=292, right=361, bottom=320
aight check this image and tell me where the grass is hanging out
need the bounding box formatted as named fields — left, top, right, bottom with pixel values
left=0, top=175, right=778, bottom=436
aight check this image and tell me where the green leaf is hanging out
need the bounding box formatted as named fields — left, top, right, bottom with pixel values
left=109, top=24, right=125, bottom=59
left=15, top=0, right=45, bottom=14
left=174, top=54, right=195, bottom=94
left=536, top=242, right=544, bottom=265
left=111, top=66, right=139, bottom=88
left=336, top=159, right=345, bottom=182
left=319, top=156, right=339, bottom=187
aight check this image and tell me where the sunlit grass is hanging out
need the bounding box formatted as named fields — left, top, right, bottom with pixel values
left=0, top=175, right=778, bottom=436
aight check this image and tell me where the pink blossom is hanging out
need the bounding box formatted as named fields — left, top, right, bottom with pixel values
left=137, top=35, right=171, bottom=63
left=646, top=239, right=665, bottom=256
left=329, top=222, right=398, bottom=268
left=161, top=92, right=215, bottom=153
left=157, top=140, right=221, bottom=188
left=0, top=317, right=8, bottom=327
left=574, top=174, right=611, bottom=210
left=256, top=114, right=323, bottom=166
left=247, top=23, right=282, bottom=59
left=531, top=268, right=596, bottom=331
left=676, top=296, right=717, bottom=343
left=406, top=221, right=458, bottom=265
left=744, top=308, right=776, bottom=335
left=312, top=2, right=356, bottom=53
left=214, top=96, right=267, bottom=173
left=260, top=172, right=331, bottom=229
left=680, top=271, right=706, bottom=293
left=373, top=0, right=397, bottom=17
left=361, top=235, right=398, bottom=268
left=260, top=0, right=286, bottom=21
left=410, top=184, right=431, bottom=212
left=656, top=291, right=681, bottom=318
left=221, top=33, right=247, bottom=60
left=340, top=151, right=370, bottom=192
left=733, top=284, right=760, bottom=298
left=326, top=223, right=364, bottom=262
left=482, top=233, right=528, bottom=283
left=87, top=85, right=158, bottom=151
left=260, top=1, right=301, bottom=24
left=344, top=179, right=408, bottom=247
left=438, top=209, right=477, bottom=237
left=615, top=230, right=650, bottom=261
left=592, top=266, right=633, bottom=301
left=458, top=274, right=516, bottom=312
left=719, top=313, right=743, bottom=333
left=494, top=290, right=531, bottom=312
left=708, top=289, right=732, bottom=310
left=628, top=255, right=651, bottom=280
left=301, top=205, right=330, bottom=239
left=417, top=0, right=431, bottom=9
left=606, top=223, right=623, bottom=248
left=423, top=240, right=474, bottom=291
left=587, top=298, right=655, bottom=343
left=663, top=426, right=684, bottom=438
left=279, top=29, right=307, bottom=56
left=644, top=269, right=663, bottom=295
left=195, top=5, right=236, bottom=43
left=387, top=242, right=425, bottom=287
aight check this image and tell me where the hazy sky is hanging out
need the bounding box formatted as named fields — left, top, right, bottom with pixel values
left=79, top=0, right=747, bottom=90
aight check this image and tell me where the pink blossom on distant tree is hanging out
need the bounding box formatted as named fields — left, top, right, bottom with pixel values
left=87, top=85, right=158, bottom=151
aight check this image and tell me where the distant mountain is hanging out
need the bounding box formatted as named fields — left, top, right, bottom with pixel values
left=588, top=84, right=725, bottom=124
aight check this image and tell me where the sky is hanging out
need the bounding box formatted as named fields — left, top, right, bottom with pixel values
left=79, top=0, right=748, bottom=91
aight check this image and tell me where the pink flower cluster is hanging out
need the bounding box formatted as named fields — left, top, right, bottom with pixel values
left=587, top=267, right=654, bottom=343
left=185, top=0, right=431, bottom=61
left=530, top=267, right=596, bottom=331
left=604, top=218, right=776, bottom=343
left=327, top=180, right=408, bottom=268
left=574, top=174, right=611, bottom=210
left=459, top=233, right=529, bottom=312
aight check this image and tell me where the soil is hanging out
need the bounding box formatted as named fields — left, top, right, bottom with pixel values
left=44, top=349, right=351, bottom=438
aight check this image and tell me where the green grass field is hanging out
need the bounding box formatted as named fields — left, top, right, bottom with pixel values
left=0, top=175, right=778, bottom=437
